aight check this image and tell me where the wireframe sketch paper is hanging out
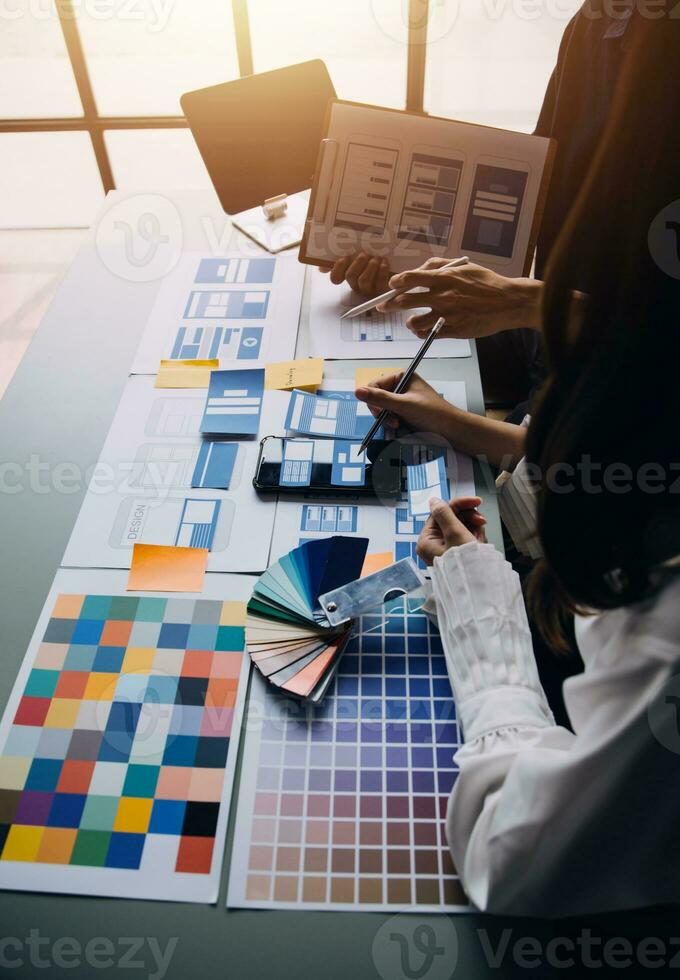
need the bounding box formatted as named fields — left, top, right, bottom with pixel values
left=284, top=386, right=383, bottom=441
left=131, top=252, right=305, bottom=374
left=191, top=442, right=238, bottom=489
left=62, top=376, right=288, bottom=574
left=278, top=439, right=368, bottom=489
left=301, top=101, right=554, bottom=277
left=200, top=368, right=265, bottom=437
left=271, top=380, right=474, bottom=570
left=407, top=457, right=450, bottom=517
left=309, top=272, right=471, bottom=360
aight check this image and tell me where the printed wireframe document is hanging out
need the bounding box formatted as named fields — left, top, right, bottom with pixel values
left=301, top=101, right=555, bottom=276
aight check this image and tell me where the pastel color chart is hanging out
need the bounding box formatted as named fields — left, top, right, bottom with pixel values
left=228, top=598, right=470, bottom=912
left=0, top=571, right=252, bottom=903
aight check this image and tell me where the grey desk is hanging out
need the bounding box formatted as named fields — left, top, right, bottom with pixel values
left=0, top=192, right=673, bottom=979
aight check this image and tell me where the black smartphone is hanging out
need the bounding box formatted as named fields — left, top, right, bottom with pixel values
left=253, top=436, right=403, bottom=500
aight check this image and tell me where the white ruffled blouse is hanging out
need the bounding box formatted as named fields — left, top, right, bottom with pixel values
left=426, top=536, right=680, bottom=917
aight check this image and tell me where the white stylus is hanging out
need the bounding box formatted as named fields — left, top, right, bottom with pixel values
left=339, top=256, right=470, bottom=320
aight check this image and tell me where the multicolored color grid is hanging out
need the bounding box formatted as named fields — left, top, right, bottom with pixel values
left=228, top=598, right=470, bottom=911
left=0, top=593, right=246, bottom=896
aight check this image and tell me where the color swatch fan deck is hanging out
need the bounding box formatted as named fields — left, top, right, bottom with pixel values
left=246, top=538, right=369, bottom=703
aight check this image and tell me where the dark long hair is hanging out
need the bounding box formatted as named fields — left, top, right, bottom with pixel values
left=527, top=12, right=680, bottom=645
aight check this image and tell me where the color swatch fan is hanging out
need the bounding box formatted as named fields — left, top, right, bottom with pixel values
left=246, top=537, right=368, bottom=702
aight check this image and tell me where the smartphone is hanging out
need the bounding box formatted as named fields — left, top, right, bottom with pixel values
left=253, top=436, right=403, bottom=500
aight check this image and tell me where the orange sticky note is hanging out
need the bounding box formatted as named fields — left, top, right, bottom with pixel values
left=361, top=552, right=394, bottom=578
left=355, top=366, right=398, bottom=389
left=155, top=359, right=219, bottom=388
left=127, top=544, right=208, bottom=593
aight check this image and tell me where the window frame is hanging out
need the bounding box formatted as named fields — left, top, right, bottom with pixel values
left=0, top=0, right=428, bottom=199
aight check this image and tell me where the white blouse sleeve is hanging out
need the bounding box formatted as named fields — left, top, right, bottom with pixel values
left=429, top=542, right=553, bottom=741
left=497, top=455, right=543, bottom=559
left=430, top=541, right=680, bottom=917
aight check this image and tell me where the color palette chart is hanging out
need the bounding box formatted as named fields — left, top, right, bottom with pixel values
left=228, top=597, right=470, bottom=912
left=0, top=570, right=252, bottom=903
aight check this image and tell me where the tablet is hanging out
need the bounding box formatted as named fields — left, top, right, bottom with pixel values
left=181, top=59, right=336, bottom=215
left=300, top=100, right=556, bottom=277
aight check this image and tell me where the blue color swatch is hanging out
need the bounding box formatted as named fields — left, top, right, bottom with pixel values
left=174, top=498, right=221, bottom=549
left=300, top=504, right=358, bottom=534
left=184, top=290, right=270, bottom=320
left=192, top=442, right=238, bottom=489
left=170, top=325, right=263, bottom=361
left=200, top=368, right=264, bottom=436
left=194, top=257, right=275, bottom=285
left=330, top=441, right=366, bottom=487
left=285, top=390, right=383, bottom=441
left=279, top=440, right=314, bottom=487
left=406, top=456, right=449, bottom=518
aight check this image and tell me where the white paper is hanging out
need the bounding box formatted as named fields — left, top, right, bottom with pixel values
left=309, top=272, right=471, bottom=360
left=63, top=376, right=288, bottom=573
left=0, top=568, right=254, bottom=904
left=232, top=189, right=311, bottom=254
left=305, top=101, right=552, bottom=276
left=131, top=251, right=305, bottom=374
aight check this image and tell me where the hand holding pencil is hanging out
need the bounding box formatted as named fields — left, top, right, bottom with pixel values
left=356, top=372, right=453, bottom=437
left=340, top=257, right=469, bottom=321
left=356, top=316, right=447, bottom=455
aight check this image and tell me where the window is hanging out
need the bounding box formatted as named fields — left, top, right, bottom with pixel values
left=104, top=130, right=212, bottom=191
left=425, top=0, right=578, bottom=131
left=0, top=132, right=103, bottom=227
left=0, top=8, right=82, bottom=118
left=0, top=0, right=573, bottom=228
left=74, top=0, right=240, bottom=115
left=248, top=0, right=407, bottom=108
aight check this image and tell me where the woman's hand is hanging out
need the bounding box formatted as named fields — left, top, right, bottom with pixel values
left=377, top=258, right=542, bottom=339
left=318, top=252, right=391, bottom=297
left=355, top=372, right=454, bottom=431
left=417, top=496, right=487, bottom=565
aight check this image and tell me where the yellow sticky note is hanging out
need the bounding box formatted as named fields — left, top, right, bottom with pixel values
left=361, top=552, right=394, bottom=578
left=265, top=358, right=324, bottom=392
left=155, top=360, right=219, bottom=388
left=355, top=366, right=399, bottom=389
left=127, top=544, right=208, bottom=593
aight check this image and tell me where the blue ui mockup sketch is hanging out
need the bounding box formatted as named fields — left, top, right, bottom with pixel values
left=200, top=368, right=265, bottom=436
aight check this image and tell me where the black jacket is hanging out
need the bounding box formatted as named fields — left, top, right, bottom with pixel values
left=533, top=0, right=637, bottom=282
